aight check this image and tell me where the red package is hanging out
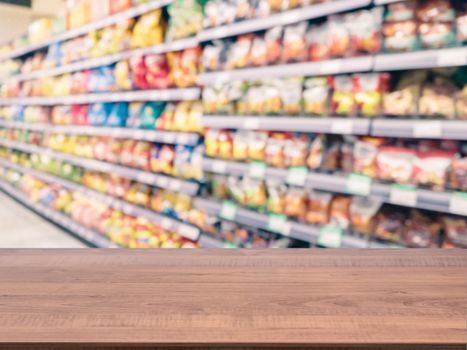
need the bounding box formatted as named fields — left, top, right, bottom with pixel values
left=353, top=137, right=385, bottom=178
left=145, top=54, right=170, bottom=89
left=281, top=22, right=308, bottom=63
left=403, top=210, right=441, bottom=248
left=129, top=56, right=149, bottom=90
left=346, top=8, right=383, bottom=55
left=71, top=105, right=89, bottom=125
left=307, top=23, right=330, bottom=61
left=265, top=26, right=283, bottom=65
left=328, top=15, right=350, bottom=58
left=377, top=146, right=416, bottom=184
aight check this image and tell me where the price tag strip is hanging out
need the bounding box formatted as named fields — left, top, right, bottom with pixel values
left=220, top=201, right=238, bottom=221
left=318, top=225, right=343, bottom=248
left=249, top=161, right=267, bottom=180
left=449, top=192, right=467, bottom=216
left=346, top=173, right=372, bottom=196
left=413, top=121, right=442, bottom=138
left=267, top=214, right=290, bottom=236
left=286, top=167, right=309, bottom=187
left=390, top=184, right=417, bottom=207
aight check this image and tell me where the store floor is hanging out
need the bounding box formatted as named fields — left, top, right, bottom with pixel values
left=0, top=192, right=86, bottom=248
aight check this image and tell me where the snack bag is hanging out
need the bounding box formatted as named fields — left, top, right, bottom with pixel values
left=247, top=84, right=266, bottom=115
left=305, top=190, right=332, bottom=225
left=450, top=156, right=467, bottom=191
left=243, top=177, right=267, bottom=209
left=115, top=60, right=133, bottom=90
left=266, top=180, right=287, bottom=214
left=419, top=22, right=456, bottom=49
left=233, top=131, right=250, bottom=161
left=127, top=102, right=144, bottom=128
left=131, top=10, right=164, bottom=48
left=307, top=134, right=325, bottom=170
left=303, top=77, right=330, bottom=116
left=133, top=141, right=152, bottom=171
left=284, top=187, right=307, bottom=219
left=280, top=77, right=303, bottom=115
left=416, top=0, right=455, bottom=22
left=226, top=35, right=254, bottom=70
left=383, top=20, right=418, bottom=53
left=111, top=19, right=134, bottom=53
left=284, top=134, right=309, bottom=167
left=281, top=22, right=308, bottom=63
left=248, top=132, right=268, bottom=161
left=457, top=86, right=467, bottom=120
left=419, top=77, right=456, bottom=119
left=145, top=54, right=170, bottom=89
left=377, top=146, right=416, bottom=184
left=346, top=8, right=383, bottom=55
left=88, top=103, right=112, bottom=126
left=353, top=73, right=390, bottom=117
left=107, top=103, right=128, bottom=128
left=263, top=80, right=282, bottom=115
left=330, top=75, right=354, bottom=116
left=457, top=13, right=467, bottom=43
left=374, top=206, right=406, bottom=243
left=403, top=209, right=441, bottom=248
left=307, top=23, right=330, bottom=62
left=202, top=40, right=227, bottom=72
left=413, top=150, right=455, bottom=190
left=353, top=137, right=385, bottom=178
left=265, top=26, right=283, bottom=65
left=265, top=133, right=288, bottom=168
left=169, top=47, right=201, bottom=88
left=205, top=129, right=220, bottom=158
left=218, top=130, right=234, bottom=159
left=140, top=102, right=165, bottom=129
left=110, top=0, right=132, bottom=14
left=329, top=196, right=352, bottom=229
left=350, top=197, right=382, bottom=235
left=385, top=1, right=417, bottom=21
left=328, top=15, right=350, bottom=58
left=442, top=216, right=467, bottom=248
left=250, top=35, right=267, bottom=66
left=129, top=56, right=149, bottom=90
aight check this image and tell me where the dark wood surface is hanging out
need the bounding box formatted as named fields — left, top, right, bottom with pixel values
left=0, top=249, right=466, bottom=350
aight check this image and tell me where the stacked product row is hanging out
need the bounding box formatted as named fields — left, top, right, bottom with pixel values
left=0, top=0, right=465, bottom=248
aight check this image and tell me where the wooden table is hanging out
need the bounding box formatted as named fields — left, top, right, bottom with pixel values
left=0, top=249, right=466, bottom=350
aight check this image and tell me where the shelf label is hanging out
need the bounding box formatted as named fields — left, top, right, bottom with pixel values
left=390, top=184, right=417, bottom=207
left=249, top=161, right=266, bottom=180
left=437, top=50, right=467, bottom=67
left=346, top=173, right=372, bottom=196
left=279, top=11, right=300, bottom=25
left=177, top=133, right=190, bottom=144
left=169, top=180, right=182, bottom=192
left=243, top=118, right=260, bottom=130
left=449, top=192, right=467, bottom=216
left=178, top=224, right=200, bottom=241
left=160, top=217, right=173, bottom=230
left=318, top=225, right=343, bottom=248
left=331, top=120, right=353, bottom=134
left=223, top=242, right=237, bottom=248
left=220, top=201, right=238, bottom=221
left=320, top=60, right=342, bottom=75
left=137, top=172, right=155, bottom=184
left=413, top=121, right=442, bottom=138
left=211, top=160, right=227, bottom=174
left=267, top=214, right=289, bottom=235
left=286, top=166, right=309, bottom=187
left=156, top=176, right=169, bottom=188
left=162, top=133, right=175, bottom=143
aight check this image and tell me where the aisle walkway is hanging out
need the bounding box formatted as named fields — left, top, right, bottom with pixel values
left=0, top=191, right=86, bottom=248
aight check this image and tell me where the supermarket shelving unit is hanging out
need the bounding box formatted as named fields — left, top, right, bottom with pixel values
left=0, top=0, right=466, bottom=248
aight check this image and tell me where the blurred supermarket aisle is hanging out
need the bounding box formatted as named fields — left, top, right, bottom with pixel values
left=0, top=191, right=86, bottom=248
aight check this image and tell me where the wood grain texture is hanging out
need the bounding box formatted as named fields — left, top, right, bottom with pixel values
left=0, top=249, right=466, bottom=350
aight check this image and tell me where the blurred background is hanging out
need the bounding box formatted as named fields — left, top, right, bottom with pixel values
left=0, top=0, right=465, bottom=249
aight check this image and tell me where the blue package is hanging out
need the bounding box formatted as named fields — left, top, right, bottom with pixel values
left=88, top=103, right=112, bottom=126
left=107, top=103, right=128, bottom=127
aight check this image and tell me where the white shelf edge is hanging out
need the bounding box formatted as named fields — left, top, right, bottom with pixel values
left=0, top=0, right=173, bottom=62
left=0, top=120, right=200, bottom=145
left=0, top=88, right=201, bottom=106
